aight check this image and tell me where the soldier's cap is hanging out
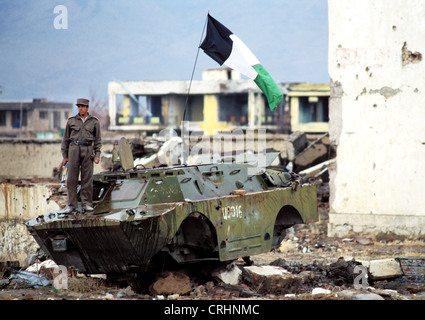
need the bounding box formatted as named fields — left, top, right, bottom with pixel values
left=76, top=98, right=89, bottom=106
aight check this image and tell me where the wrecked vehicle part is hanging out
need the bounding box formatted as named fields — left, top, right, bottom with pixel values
left=25, top=138, right=318, bottom=277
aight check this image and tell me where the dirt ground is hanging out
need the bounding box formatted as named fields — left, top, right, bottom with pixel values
left=1, top=202, right=425, bottom=302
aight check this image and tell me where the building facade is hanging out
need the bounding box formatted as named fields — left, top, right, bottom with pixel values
left=108, top=69, right=284, bottom=135
left=108, top=69, right=330, bottom=135
left=0, top=99, right=72, bottom=138
left=287, top=83, right=330, bottom=133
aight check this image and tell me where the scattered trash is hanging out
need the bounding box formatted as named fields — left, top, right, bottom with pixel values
left=397, top=257, right=425, bottom=283
left=9, top=270, right=50, bottom=288
left=26, top=259, right=59, bottom=273
left=103, top=293, right=114, bottom=300
left=312, top=287, right=331, bottom=295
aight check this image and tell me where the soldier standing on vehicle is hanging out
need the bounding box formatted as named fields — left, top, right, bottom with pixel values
left=61, top=98, right=102, bottom=213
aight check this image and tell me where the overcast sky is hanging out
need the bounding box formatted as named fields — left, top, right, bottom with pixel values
left=0, top=0, right=329, bottom=104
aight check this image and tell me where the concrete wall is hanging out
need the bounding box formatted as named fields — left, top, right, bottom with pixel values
left=0, top=138, right=114, bottom=179
left=0, top=139, right=63, bottom=178
left=328, top=0, right=425, bottom=238
left=0, top=182, right=60, bottom=261
left=0, top=136, right=127, bottom=262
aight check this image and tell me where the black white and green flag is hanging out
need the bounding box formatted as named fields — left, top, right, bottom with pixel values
left=200, top=14, right=283, bottom=111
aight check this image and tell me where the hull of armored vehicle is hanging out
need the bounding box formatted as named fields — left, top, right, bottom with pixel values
left=26, top=154, right=318, bottom=275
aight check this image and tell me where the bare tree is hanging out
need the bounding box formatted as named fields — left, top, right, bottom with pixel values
left=89, top=85, right=109, bottom=130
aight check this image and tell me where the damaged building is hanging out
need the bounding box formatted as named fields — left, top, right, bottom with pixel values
left=0, top=99, right=72, bottom=138
left=328, top=0, right=425, bottom=238
left=286, top=83, right=329, bottom=133
left=108, top=68, right=329, bottom=135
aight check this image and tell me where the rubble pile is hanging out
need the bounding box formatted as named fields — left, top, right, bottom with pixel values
left=1, top=235, right=425, bottom=300
left=269, top=257, right=363, bottom=288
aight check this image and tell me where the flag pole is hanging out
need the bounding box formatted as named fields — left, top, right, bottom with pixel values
left=182, top=14, right=209, bottom=165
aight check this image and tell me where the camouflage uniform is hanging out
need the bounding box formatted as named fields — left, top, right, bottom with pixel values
left=61, top=113, right=102, bottom=210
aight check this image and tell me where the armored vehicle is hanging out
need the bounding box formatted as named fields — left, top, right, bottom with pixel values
left=25, top=137, right=318, bottom=276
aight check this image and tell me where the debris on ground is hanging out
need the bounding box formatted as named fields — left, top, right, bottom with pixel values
left=9, top=270, right=50, bottom=288
left=211, top=261, right=242, bottom=285
left=149, top=271, right=192, bottom=296
left=242, top=265, right=303, bottom=295
left=1, top=229, right=425, bottom=301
